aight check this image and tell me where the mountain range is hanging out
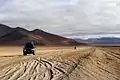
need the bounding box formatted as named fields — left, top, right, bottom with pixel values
left=0, top=24, right=82, bottom=46
left=74, top=37, right=120, bottom=46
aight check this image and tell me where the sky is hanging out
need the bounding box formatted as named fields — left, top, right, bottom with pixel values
left=0, top=0, right=120, bottom=36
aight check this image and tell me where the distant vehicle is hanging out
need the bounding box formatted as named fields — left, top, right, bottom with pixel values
left=74, top=46, right=77, bottom=49
left=23, top=42, right=35, bottom=55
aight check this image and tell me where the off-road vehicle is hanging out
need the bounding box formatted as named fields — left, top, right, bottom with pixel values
left=23, top=42, right=35, bottom=55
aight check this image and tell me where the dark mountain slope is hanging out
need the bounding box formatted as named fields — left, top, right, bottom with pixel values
left=0, top=24, right=83, bottom=46
left=0, top=24, right=14, bottom=37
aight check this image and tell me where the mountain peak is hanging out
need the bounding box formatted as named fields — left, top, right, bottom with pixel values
left=0, top=24, right=8, bottom=26
left=0, top=24, right=12, bottom=29
left=32, top=29, right=44, bottom=32
left=33, top=29, right=40, bottom=31
left=15, top=27, right=28, bottom=32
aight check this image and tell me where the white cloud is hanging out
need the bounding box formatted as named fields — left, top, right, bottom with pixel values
left=0, top=0, right=120, bottom=36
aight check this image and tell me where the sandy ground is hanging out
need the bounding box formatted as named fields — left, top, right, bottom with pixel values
left=0, top=46, right=120, bottom=80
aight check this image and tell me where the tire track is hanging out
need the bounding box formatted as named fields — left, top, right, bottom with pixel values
left=69, top=47, right=120, bottom=80
left=0, top=47, right=120, bottom=80
left=0, top=56, right=77, bottom=80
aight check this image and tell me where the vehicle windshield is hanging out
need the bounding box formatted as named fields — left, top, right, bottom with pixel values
left=24, top=42, right=34, bottom=49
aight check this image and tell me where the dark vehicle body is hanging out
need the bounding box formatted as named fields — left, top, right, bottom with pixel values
left=23, top=42, right=35, bottom=55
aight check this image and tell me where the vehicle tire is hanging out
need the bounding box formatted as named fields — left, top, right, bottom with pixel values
left=32, top=52, right=35, bottom=55
left=23, top=51, right=27, bottom=56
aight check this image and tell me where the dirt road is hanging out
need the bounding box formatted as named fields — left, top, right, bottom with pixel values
left=0, top=46, right=120, bottom=80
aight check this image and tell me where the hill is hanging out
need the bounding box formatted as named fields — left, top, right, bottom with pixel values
left=0, top=24, right=82, bottom=46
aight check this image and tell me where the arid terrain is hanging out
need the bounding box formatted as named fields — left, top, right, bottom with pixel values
left=0, top=46, right=120, bottom=80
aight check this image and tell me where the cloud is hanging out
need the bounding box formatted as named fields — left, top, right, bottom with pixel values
left=0, top=0, right=120, bottom=36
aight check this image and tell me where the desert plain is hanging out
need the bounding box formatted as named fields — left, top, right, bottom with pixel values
left=0, top=46, right=120, bottom=80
